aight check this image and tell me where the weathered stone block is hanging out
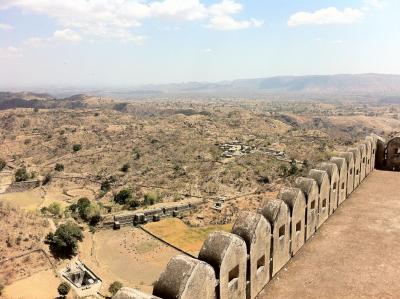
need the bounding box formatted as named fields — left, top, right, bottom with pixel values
left=348, top=147, right=361, bottom=189
left=317, top=162, right=339, bottom=215
left=278, top=188, right=306, bottom=256
left=153, top=255, right=216, bottom=299
left=365, top=137, right=373, bottom=175
left=295, top=177, right=319, bottom=241
left=232, top=212, right=271, bottom=299
left=336, top=152, right=355, bottom=196
left=308, top=169, right=330, bottom=228
left=358, top=143, right=367, bottom=182
left=330, top=157, right=347, bottom=206
left=260, top=199, right=290, bottom=277
left=198, top=231, right=247, bottom=299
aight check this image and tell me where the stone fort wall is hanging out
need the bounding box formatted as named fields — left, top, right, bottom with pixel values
left=113, top=134, right=378, bottom=299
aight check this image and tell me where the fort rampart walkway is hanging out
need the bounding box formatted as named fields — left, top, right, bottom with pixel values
left=259, top=170, right=400, bottom=299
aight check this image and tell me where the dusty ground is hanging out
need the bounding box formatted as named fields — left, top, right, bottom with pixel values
left=79, top=227, right=180, bottom=294
left=2, top=269, right=63, bottom=299
left=258, top=170, right=400, bottom=299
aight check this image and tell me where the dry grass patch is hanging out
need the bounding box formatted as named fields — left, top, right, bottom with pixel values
left=144, top=218, right=232, bottom=254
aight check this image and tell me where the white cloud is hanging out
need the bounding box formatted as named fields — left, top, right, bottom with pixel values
left=208, top=0, right=242, bottom=16
left=0, top=23, right=13, bottom=30
left=150, top=0, right=207, bottom=21
left=203, top=48, right=212, bottom=53
left=24, top=29, right=85, bottom=47
left=53, top=28, right=81, bottom=42
left=288, top=7, right=364, bottom=26
left=208, top=16, right=263, bottom=31
left=0, top=0, right=262, bottom=44
left=0, top=46, right=23, bottom=58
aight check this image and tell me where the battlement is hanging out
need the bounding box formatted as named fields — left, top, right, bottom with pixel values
left=113, top=134, right=382, bottom=299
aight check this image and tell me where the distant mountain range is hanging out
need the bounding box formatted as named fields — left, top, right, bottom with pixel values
left=2, top=74, right=400, bottom=102
left=138, top=73, right=400, bottom=94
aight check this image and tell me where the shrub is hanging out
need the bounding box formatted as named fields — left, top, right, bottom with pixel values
left=46, top=222, right=83, bottom=257
left=114, top=189, right=132, bottom=205
left=127, top=197, right=140, bottom=209
left=109, top=281, right=123, bottom=295
left=100, top=180, right=111, bottom=192
left=0, top=282, right=4, bottom=296
left=143, top=192, right=160, bottom=206
left=57, top=282, right=70, bottom=297
left=15, top=167, right=29, bottom=182
left=47, top=202, right=62, bottom=217
left=33, top=107, right=39, bottom=113
left=42, top=172, right=52, bottom=185
left=0, top=158, right=6, bottom=171
left=120, top=163, right=130, bottom=173
left=83, top=204, right=101, bottom=226
left=55, top=163, right=64, bottom=172
left=77, top=197, right=91, bottom=218
left=72, top=144, right=82, bottom=152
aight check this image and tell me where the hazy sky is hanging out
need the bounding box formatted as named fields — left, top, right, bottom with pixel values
left=0, top=0, right=399, bottom=87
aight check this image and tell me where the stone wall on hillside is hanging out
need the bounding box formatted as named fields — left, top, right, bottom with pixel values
left=113, top=134, right=379, bottom=299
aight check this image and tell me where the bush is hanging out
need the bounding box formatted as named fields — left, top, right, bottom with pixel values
left=0, top=282, right=4, bottom=296
left=55, top=163, right=64, bottom=172
left=83, top=204, right=101, bottom=225
left=46, top=222, right=83, bottom=257
left=0, top=158, right=5, bottom=171
left=143, top=192, right=160, bottom=206
left=72, top=144, right=82, bottom=152
left=15, top=167, right=29, bottom=182
left=77, top=197, right=91, bottom=217
left=114, top=189, right=132, bottom=205
left=47, top=202, right=62, bottom=217
left=42, top=172, right=52, bottom=185
left=100, top=180, right=111, bottom=192
left=109, top=281, right=123, bottom=296
left=57, top=282, right=70, bottom=297
left=120, top=163, right=130, bottom=172
left=127, top=197, right=140, bottom=209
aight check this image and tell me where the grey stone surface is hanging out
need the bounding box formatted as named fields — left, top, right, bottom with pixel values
left=386, top=136, right=400, bottom=171
left=308, top=169, right=330, bottom=228
left=260, top=199, right=290, bottom=277
left=295, top=177, right=319, bottom=241
left=348, top=147, right=361, bottom=189
left=317, top=162, right=339, bottom=215
left=330, top=157, right=348, bottom=206
left=336, top=152, right=355, bottom=196
left=278, top=188, right=306, bottom=256
left=365, top=137, right=373, bottom=175
left=358, top=144, right=367, bottom=182
left=232, top=212, right=271, bottom=299
left=198, top=231, right=247, bottom=299
left=153, top=255, right=216, bottom=299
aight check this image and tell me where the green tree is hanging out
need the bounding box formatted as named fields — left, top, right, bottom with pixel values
left=42, top=172, right=52, bottom=185
left=109, top=281, right=123, bottom=296
left=57, top=282, right=70, bottom=297
left=114, top=189, right=132, bottom=205
left=120, top=163, right=130, bottom=172
left=55, top=163, right=64, bottom=172
left=72, top=144, right=82, bottom=152
left=46, top=222, right=83, bottom=257
left=77, top=197, right=90, bottom=218
left=15, top=167, right=29, bottom=182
